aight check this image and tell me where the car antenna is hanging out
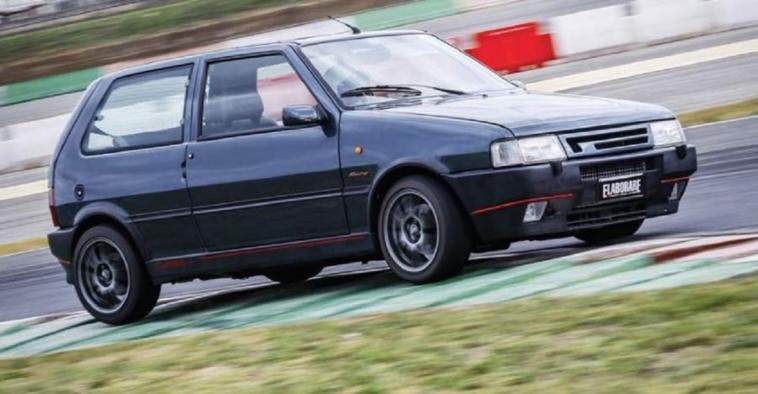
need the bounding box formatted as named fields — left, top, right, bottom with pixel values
left=329, top=16, right=361, bottom=34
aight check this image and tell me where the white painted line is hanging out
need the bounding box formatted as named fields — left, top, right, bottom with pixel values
left=647, top=235, right=758, bottom=260
left=693, top=167, right=758, bottom=181
left=0, top=180, right=46, bottom=202
left=566, top=237, right=692, bottom=263
left=669, top=239, right=758, bottom=263
left=0, top=113, right=756, bottom=202
left=454, top=0, right=517, bottom=12
left=567, top=235, right=758, bottom=265
left=0, top=246, right=49, bottom=259
left=685, top=114, right=758, bottom=131
left=1, top=38, right=757, bottom=202
left=618, top=262, right=758, bottom=292
left=728, top=253, right=758, bottom=264
left=529, top=38, right=758, bottom=92
left=546, top=260, right=708, bottom=297
left=698, top=157, right=758, bottom=169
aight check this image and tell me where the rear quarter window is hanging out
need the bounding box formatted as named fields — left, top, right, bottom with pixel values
left=82, top=66, right=191, bottom=154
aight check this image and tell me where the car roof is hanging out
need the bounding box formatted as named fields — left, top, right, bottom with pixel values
left=293, top=29, right=424, bottom=45
left=105, top=30, right=427, bottom=80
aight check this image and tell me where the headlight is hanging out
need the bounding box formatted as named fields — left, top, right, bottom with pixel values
left=650, top=120, right=685, bottom=147
left=490, top=140, right=522, bottom=167
left=491, top=135, right=566, bottom=168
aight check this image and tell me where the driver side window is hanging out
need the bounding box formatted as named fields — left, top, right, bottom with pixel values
left=83, top=66, right=190, bottom=154
left=202, top=54, right=317, bottom=138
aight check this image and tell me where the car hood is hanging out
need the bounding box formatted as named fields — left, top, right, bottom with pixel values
left=385, top=91, right=674, bottom=136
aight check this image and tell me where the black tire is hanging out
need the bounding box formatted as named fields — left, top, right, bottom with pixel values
left=574, top=219, right=644, bottom=245
left=378, top=176, right=471, bottom=284
left=73, top=225, right=160, bottom=325
left=263, top=265, right=323, bottom=284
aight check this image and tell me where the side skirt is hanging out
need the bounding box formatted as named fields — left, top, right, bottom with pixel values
left=147, top=232, right=377, bottom=284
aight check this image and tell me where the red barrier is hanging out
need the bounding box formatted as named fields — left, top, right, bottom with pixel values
left=465, top=22, right=556, bottom=73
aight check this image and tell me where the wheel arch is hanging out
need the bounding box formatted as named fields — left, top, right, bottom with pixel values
left=367, top=162, right=479, bottom=247
left=71, top=204, right=148, bottom=263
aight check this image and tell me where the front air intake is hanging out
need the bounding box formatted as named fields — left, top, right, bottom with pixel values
left=559, top=124, right=653, bottom=158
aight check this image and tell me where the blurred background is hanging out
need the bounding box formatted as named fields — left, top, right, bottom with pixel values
left=0, top=0, right=756, bottom=290
left=1, top=2, right=758, bottom=389
left=0, top=0, right=756, bottom=174
left=1, top=0, right=758, bottom=312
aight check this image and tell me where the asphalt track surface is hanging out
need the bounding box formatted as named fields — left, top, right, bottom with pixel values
left=413, top=0, right=629, bottom=38
left=1, top=116, right=757, bottom=322
left=2, top=27, right=758, bottom=244
left=4, top=234, right=755, bottom=357
left=1, top=5, right=757, bottom=322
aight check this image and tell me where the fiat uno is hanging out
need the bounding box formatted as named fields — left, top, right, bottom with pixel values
left=47, top=31, right=697, bottom=324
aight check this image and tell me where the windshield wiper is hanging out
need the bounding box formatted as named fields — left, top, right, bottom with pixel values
left=409, top=84, right=466, bottom=95
left=341, top=85, right=421, bottom=98
left=340, top=84, right=466, bottom=98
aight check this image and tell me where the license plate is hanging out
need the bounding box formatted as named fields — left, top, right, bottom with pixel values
left=599, top=176, right=644, bottom=200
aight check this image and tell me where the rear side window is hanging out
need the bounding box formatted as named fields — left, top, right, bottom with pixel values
left=83, top=66, right=191, bottom=154
left=202, top=54, right=317, bottom=138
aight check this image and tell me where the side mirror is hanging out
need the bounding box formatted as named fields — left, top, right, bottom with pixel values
left=511, top=80, right=527, bottom=90
left=282, top=105, right=324, bottom=127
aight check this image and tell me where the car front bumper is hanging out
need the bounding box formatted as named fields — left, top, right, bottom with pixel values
left=444, top=145, right=697, bottom=247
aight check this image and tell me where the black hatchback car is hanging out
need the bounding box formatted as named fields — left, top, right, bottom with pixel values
left=48, top=31, right=696, bottom=324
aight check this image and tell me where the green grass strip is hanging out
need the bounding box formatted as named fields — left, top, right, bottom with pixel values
left=5, top=68, right=101, bottom=105
left=353, top=0, right=456, bottom=30
left=0, top=237, right=47, bottom=257
left=1, top=278, right=756, bottom=391
left=679, top=98, right=758, bottom=127
left=0, top=0, right=285, bottom=64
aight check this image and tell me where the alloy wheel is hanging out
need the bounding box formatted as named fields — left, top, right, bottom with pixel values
left=77, top=238, right=130, bottom=314
left=383, top=190, right=440, bottom=273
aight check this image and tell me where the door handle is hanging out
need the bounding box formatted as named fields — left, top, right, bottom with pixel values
left=181, top=159, right=187, bottom=180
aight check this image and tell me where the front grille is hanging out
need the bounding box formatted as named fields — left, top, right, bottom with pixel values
left=567, top=201, right=646, bottom=228
left=559, top=125, right=653, bottom=158
left=580, top=160, right=648, bottom=182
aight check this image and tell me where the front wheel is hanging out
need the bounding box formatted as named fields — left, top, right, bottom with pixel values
left=378, top=176, right=471, bottom=284
left=73, top=226, right=160, bottom=325
left=574, top=219, right=644, bottom=245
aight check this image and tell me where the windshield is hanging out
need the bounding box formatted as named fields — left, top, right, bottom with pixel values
left=302, top=34, right=515, bottom=108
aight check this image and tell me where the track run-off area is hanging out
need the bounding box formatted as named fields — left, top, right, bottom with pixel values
left=1, top=233, right=757, bottom=358
left=1, top=2, right=757, bottom=361
left=3, top=115, right=758, bottom=323
left=1, top=71, right=758, bottom=358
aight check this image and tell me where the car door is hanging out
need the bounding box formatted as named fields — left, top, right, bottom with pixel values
left=185, top=51, right=348, bottom=251
left=72, top=64, right=205, bottom=260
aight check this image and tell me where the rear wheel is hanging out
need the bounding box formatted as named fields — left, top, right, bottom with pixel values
left=263, top=265, right=323, bottom=284
left=378, top=176, right=471, bottom=284
left=574, top=219, right=644, bottom=245
left=73, top=225, right=160, bottom=325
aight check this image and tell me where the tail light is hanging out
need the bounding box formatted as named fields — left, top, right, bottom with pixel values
left=48, top=188, right=61, bottom=227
